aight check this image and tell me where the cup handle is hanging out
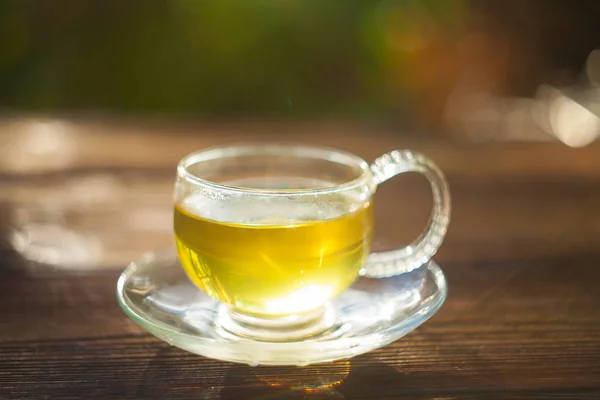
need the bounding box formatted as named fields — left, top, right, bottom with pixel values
left=361, top=150, right=451, bottom=278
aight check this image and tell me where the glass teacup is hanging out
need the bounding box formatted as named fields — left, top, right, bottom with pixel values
left=174, top=144, right=450, bottom=341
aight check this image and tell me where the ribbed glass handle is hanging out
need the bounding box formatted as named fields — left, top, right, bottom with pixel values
left=361, top=150, right=451, bottom=278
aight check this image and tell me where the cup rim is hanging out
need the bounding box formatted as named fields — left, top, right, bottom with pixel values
left=177, top=143, right=373, bottom=196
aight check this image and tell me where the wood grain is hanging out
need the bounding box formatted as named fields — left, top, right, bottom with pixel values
left=1, top=117, right=599, bottom=399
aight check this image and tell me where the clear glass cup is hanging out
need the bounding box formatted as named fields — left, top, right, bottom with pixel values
left=173, top=144, right=450, bottom=341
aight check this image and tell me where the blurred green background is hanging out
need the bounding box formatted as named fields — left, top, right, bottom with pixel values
left=1, top=0, right=599, bottom=127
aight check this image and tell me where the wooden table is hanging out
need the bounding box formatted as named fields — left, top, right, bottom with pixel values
left=1, top=117, right=599, bottom=399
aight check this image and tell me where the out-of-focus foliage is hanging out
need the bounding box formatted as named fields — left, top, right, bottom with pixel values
left=0, top=0, right=466, bottom=118
left=2, top=0, right=599, bottom=129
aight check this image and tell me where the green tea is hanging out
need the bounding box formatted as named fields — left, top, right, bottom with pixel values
left=174, top=192, right=373, bottom=316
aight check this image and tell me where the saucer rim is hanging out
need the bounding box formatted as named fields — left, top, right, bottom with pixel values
left=116, top=251, right=447, bottom=355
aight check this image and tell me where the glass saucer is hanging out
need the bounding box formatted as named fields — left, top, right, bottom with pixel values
left=116, top=251, right=447, bottom=366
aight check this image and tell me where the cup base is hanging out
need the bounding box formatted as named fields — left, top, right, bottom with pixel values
left=216, top=304, right=339, bottom=342
left=117, top=251, right=447, bottom=366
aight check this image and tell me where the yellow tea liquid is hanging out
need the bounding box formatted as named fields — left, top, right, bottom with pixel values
left=174, top=190, right=373, bottom=316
